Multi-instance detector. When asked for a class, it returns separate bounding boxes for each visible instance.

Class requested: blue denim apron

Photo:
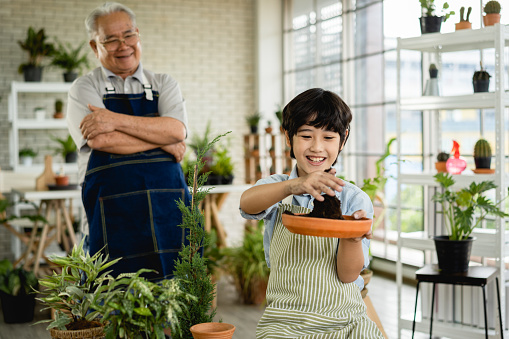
[82,77,190,281]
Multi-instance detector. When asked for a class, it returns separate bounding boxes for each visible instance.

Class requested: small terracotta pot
[190,322,235,339]
[455,21,472,30]
[265,127,273,134]
[483,14,501,26]
[55,175,69,186]
[435,162,447,173]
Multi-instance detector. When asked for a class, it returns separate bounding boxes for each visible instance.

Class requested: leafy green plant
[50,134,77,158]
[0,259,38,296]
[172,131,231,339]
[19,147,37,158]
[221,220,269,304]
[188,122,213,155]
[484,0,501,14]
[419,0,455,21]
[51,40,90,73]
[432,172,509,240]
[17,27,55,73]
[210,146,234,177]
[36,238,121,330]
[246,111,262,127]
[93,269,193,339]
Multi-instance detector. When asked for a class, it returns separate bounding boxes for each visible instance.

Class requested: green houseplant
[473,138,492,171]
[51,40,90,82]
[221,220,270,305]
[18,27,55,82]
[173,131,235,339]
[51,134,77,163]
[19,147,38,166]
[0,259,39,324]
[246,111,262,134]
[431,172,509,272]
[209,145,234,185]
[419,0,454,34]
[483,0,501,26]
[473,66,491,93]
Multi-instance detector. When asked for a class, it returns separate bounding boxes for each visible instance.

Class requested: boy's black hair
[282,88,352,160]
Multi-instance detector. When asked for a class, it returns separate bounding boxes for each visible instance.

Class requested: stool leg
[496,277,504,339]
[482,285,488,339]
[412,281,420,339]
[429,283,435,339]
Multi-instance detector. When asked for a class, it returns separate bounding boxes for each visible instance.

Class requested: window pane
[352,55,383,106]
[320,17,341,64]
[353,1,383,56]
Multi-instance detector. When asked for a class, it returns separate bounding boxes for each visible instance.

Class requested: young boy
[240,88,384,338]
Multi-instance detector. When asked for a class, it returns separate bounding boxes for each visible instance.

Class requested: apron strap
[282,195,293,205]
[101,68,154,101]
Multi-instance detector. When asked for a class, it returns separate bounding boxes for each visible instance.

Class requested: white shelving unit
[395,24,509,338]
[8,81,75,173]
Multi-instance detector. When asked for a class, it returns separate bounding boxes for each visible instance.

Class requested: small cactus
[55,99,63,112]
[484,0,501,14]
[473,139,492,158]
[437,151,450,162]
[429,64,438,78]
[460,6,472,22]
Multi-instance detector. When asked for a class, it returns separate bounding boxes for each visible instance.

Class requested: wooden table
[9,188,81,276]
[200,184,251,248]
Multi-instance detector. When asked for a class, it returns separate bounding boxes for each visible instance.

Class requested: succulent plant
[429,64,438,78]
[436,151,450,162]
[460,6,472,22]
[484,0,501,14]
[473,138,492,158]
[473,62,491,81]
[55,99,63,113]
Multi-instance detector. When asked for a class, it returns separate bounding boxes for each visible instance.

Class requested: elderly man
[67,2,190,280]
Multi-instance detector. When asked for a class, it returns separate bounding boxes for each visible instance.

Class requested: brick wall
[0,0,256,259]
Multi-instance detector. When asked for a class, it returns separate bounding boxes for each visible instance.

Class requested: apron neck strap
[101,68,154,101]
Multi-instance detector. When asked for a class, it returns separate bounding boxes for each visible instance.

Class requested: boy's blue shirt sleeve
[239,166,374,290]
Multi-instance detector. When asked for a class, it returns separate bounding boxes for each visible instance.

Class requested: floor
[0,270,435,339]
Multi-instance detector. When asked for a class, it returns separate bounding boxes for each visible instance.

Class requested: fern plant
[172,131,231,339]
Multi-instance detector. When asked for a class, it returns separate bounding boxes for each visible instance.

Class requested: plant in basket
[431,172,509,272]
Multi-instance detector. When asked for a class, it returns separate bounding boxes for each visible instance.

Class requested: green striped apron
[256,199,383,339]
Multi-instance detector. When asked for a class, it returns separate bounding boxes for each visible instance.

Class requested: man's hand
[161,141,186,162]
[80,104,119,139]
[286,168,345,201]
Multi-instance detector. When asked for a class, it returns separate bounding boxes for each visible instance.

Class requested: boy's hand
[287,168,345,201]
[344,209,373,242]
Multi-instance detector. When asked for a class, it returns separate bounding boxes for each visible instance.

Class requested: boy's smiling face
[287,124,345,177]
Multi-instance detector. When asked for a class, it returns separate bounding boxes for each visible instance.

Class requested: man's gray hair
[85,2,136,39]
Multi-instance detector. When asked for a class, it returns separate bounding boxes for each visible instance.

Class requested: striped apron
[256,200,383,338]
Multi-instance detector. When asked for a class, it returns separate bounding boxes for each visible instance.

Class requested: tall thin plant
[172,131,231,338]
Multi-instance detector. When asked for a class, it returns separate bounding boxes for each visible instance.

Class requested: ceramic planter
[435,161,447,173]
[433,235,475,273]
[23,66,43,82]
[455,21,472,30]
[0,290,36,323]
[190,322,235,339]
[65,151,78,163]
[474,157,491,170]
[473,79,490,93]
[282,213,372,238]
[63,72,78,83]
[483,14,501,26]
[420,16,443,34]
[55,175,70,186]
[20,156,34,167]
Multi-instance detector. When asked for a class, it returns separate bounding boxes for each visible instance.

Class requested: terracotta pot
[455,21,472,30]
[435,161,447,173]
[55,175,69,186]
[483,14,501,26]
[282,213,372,238]
[265,127,273,134]
[53,112,64,119]
[50,325,105,339]
[190,322,235,339]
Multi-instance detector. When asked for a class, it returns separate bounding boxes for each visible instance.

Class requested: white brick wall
[0,0,256,259]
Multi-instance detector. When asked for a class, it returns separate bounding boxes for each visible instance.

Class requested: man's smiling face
[90,11,141,79]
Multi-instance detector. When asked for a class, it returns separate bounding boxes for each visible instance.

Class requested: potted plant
[473,63,491,93]
[423,63,439,96]
[274,105,283,133]
[19,147,37,166]
[483,0,501,26]
[53,99,64,119]
[221,220,270,305]
[17,27,55,82]
[435,151,449,173]
[0,259,39,324]
[51,40,90,83]
[51,134,77,163]
[473,138,493,172]
[419,0,455,34]
[431,172,509,272]
[35,106,46,120]
[455,6,472,30]
[265,121,273,134]
[173,131,235,339]
[246,111,262,134]
[209,145,234,185]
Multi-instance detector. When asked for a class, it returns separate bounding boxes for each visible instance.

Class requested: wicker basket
[49,326,105,339]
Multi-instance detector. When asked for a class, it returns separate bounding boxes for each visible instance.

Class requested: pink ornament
[446,140,466,174]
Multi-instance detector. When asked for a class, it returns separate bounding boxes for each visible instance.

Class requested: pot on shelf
[433,235,475,273]
[420,16,443,34]
[23,66,43,82]
[483,13,501,26]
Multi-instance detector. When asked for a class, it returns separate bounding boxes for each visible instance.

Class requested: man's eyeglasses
[99,32,140,52]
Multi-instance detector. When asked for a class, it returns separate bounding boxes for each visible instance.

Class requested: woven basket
[49,326,105,339]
